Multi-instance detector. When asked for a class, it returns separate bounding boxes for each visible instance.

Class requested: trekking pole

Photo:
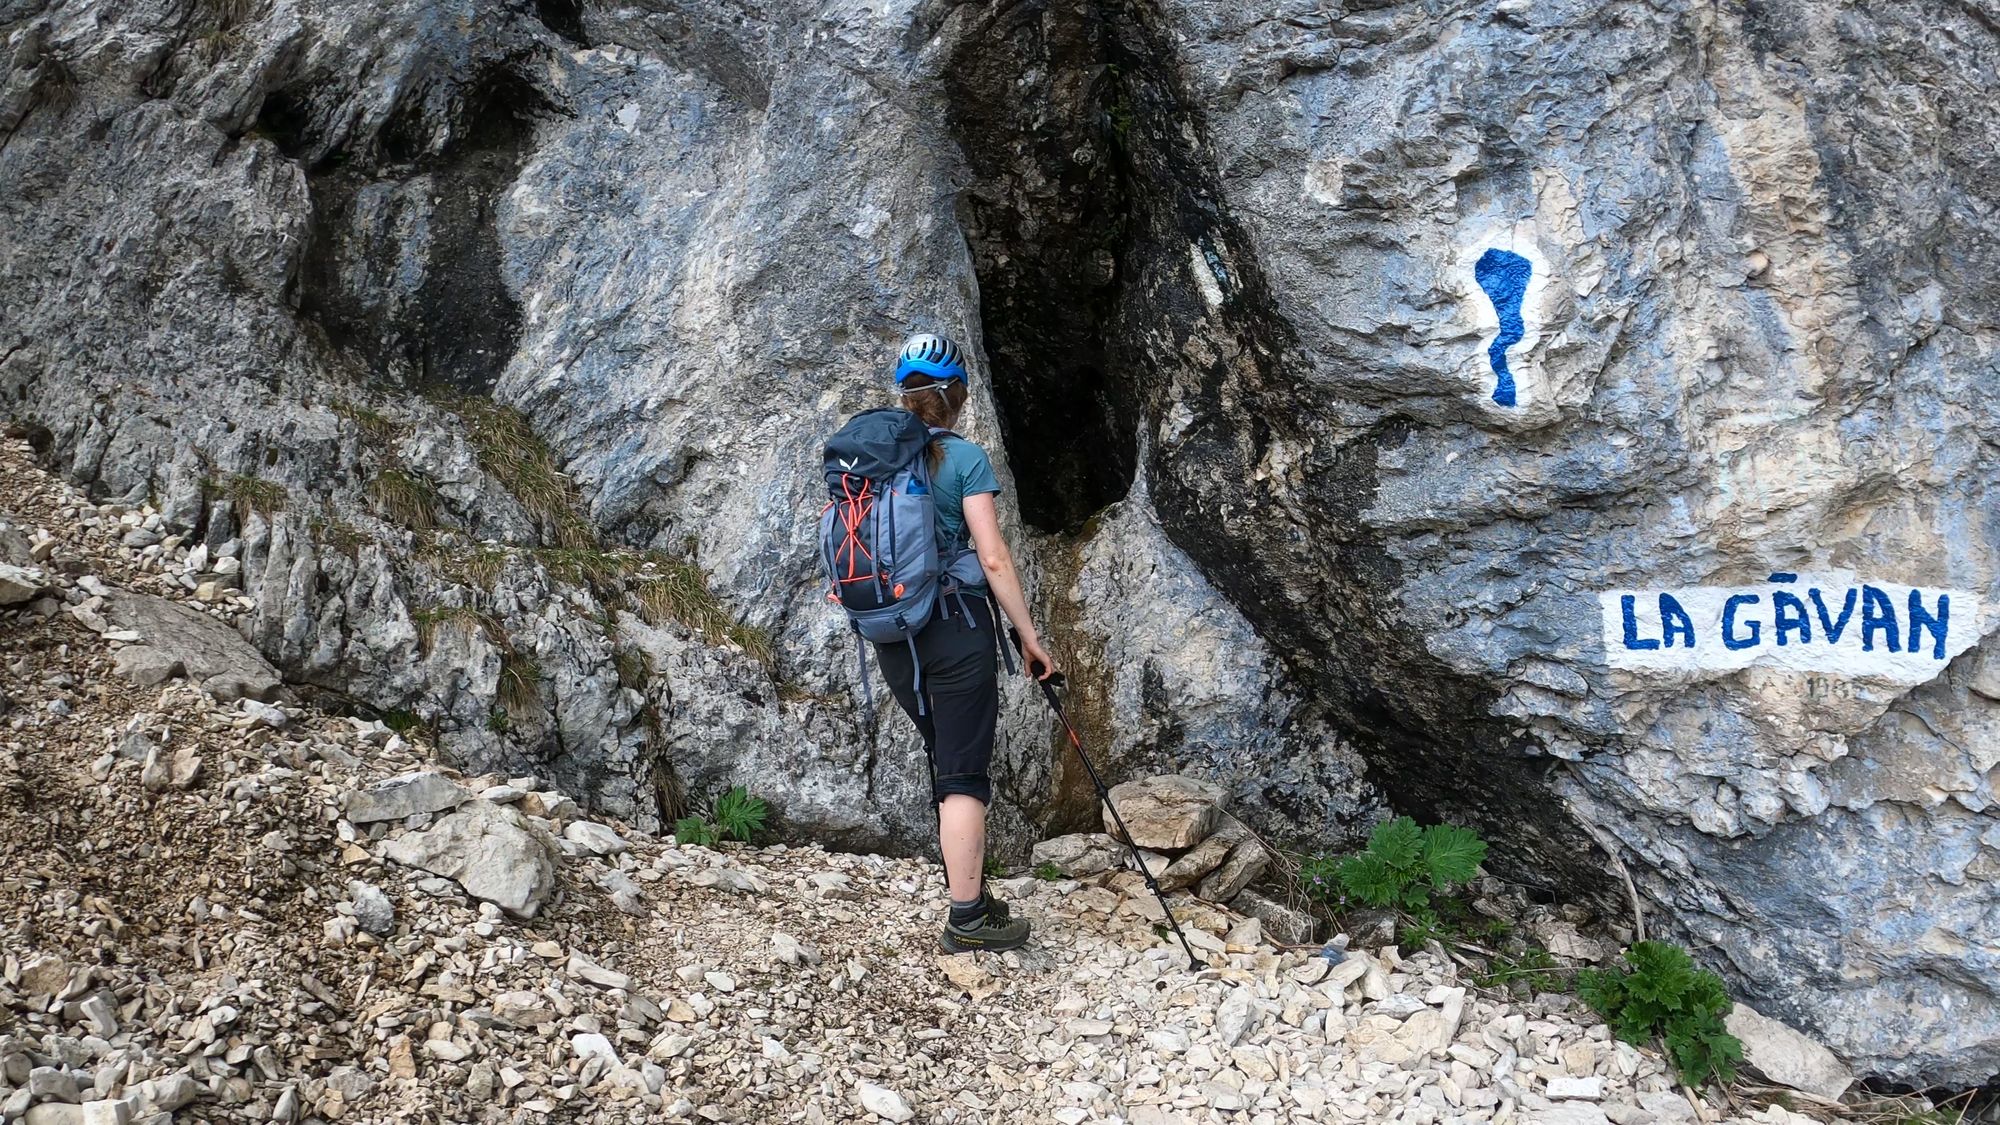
[1010,629,1206,971]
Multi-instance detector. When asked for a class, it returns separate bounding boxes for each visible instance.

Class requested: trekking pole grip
[1007,626,1065,688]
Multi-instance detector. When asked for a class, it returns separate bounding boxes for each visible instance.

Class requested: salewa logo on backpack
[817,408,955,720]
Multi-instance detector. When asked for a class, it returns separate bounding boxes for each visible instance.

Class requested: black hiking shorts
[873,592,999,805]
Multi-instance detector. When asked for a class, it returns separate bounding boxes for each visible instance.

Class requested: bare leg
[938,794,986,903]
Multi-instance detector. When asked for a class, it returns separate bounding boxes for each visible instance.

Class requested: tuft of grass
[453,397,593,548]
[613,647,652,692]
[498,651,540,716]
[368,468,439,530]
[533,547,628,596]
[1474,946,1572,995]
[416,536,510,589]
[410,605,497,654]
[632,559,773,669]
[983,856,1007,880]
[330,398,402,444]
[309,514,372,555]
[1034,861,1065,882]
[219,473,287,517]
[31,53,80,112]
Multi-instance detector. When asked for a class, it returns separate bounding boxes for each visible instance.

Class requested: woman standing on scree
[872,333,1058,955]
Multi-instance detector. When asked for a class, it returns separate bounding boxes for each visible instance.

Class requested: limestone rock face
[4,0,1998,1084]
[1102,0,2000,1084]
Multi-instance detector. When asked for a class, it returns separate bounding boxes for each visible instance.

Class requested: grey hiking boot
[939,895,1031,954]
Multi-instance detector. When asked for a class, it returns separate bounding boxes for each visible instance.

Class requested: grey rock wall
[5,0,1998,1085]
[1133,0,2000,1085]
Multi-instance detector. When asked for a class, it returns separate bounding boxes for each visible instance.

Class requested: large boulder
[1726,1003,1854,1102]
[0,563,45,606]
[344,771,470,825]
[98,592,281,702]
[1030,832,1129,878]
[380,801,559,917]
[1102,776,1224,851]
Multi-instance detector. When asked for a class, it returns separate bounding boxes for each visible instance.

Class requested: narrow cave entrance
[942,3,1140,535]
[942,0,1625,904]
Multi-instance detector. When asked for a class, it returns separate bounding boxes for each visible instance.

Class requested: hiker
[818,332,1057,954]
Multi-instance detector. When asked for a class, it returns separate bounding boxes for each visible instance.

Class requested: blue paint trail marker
[1474,248,1531,407]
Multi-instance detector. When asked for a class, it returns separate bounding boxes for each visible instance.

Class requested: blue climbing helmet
[894,333,968,386]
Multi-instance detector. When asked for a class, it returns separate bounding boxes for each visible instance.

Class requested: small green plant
[674,786,768,847]
[672,816,718,847]
[1321,816,1487,911]
[984,856,1007,880]
[1579,941,1742,1088]
[1034,861,1065,881]
[712,786,768,842]
[1297,851,1345,905]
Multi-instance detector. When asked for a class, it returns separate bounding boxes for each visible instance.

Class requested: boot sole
[938,927,1031,955]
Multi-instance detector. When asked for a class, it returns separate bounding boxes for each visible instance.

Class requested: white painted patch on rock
[1599,573,1981,684]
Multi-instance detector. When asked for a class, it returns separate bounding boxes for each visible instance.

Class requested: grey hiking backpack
[818,408,1003,717]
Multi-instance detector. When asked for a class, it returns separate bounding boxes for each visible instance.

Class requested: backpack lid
[824,408,931,482]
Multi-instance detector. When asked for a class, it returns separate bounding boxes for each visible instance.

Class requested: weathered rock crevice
[944,0,1612,898]
[283,68,545,395]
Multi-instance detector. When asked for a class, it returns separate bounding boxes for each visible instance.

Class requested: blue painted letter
[1475,248,1531,407]
[1621,595,1660,650]
[1722,594,1762,650]
[1659,594,1696,649]
[1907,590,1950,660]
[1809,587,1856,644]
[1771,591,1810,646]
[1860,585,1900,653]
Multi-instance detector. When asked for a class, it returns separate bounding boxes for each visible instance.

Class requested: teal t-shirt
[929,434,1000,593]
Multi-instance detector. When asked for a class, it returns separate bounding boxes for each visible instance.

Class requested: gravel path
[0,439,1813,1125]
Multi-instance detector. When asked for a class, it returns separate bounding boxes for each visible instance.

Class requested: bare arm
[962,492,1057,679]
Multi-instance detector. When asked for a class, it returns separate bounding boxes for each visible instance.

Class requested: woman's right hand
[1018,631,1058,681]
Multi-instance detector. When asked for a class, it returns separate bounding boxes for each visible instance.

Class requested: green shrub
[1579,941,1742,1087]
[672,816,718,847]
[983,856,1006,879]
[712,786,768,843]
[1320,816,1486,911]
[1033,861,1064,882]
